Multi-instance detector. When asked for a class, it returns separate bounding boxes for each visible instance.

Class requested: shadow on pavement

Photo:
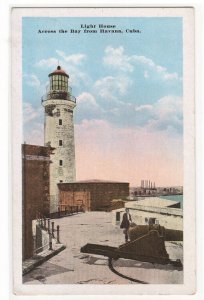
[23,261,74,284]
[83,255,183,271]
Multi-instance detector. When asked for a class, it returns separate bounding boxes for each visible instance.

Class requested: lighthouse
[42,66,76,213]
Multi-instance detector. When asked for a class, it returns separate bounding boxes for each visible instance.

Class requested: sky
[23,17,183,187]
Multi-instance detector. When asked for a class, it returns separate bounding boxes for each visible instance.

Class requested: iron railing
[34,213,61,255]
[41,89,76,103]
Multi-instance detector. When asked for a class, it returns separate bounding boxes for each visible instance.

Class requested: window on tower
[59,119,62,125]
[59,140,62,146]
[59,160,63,166]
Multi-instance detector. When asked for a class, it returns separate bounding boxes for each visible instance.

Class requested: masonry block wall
[43,99,76,213]
[123,209,183,230]
[22,144,52,260]
[58,181,129,211]
[42,66,77,214]
[35,225,50,254]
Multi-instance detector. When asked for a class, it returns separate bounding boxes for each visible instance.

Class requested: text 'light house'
[42,66,76,213]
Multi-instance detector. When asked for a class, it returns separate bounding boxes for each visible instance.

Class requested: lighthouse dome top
[49,65,69,78]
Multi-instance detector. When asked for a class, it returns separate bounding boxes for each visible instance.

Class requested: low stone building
[58,180,129,212]
[112,197,183,230]
[22,144,53,260]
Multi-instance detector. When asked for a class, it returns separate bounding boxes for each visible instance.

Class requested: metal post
[52,222,54,238]
[49,233,53,250]
[33,236,36,256]
[44,218,46,230]
[57,225,60,243]
[48,218,50,234]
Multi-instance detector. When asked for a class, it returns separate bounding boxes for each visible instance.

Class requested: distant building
[58,180,129,212]
[112,197,183,230]
[131,185,183,198]
[22,144,53,259]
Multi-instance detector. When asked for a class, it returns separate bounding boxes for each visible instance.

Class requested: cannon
[81,224,183,267]
[128,224,183,242]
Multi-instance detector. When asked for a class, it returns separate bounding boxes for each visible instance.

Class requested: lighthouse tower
[42,66,76,213]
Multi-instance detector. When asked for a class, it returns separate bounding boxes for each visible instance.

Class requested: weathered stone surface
[43,99,76,213]
[58,181,129,211]
[22,144,51,259]
[23,239,66,276]
[23,212,183,285]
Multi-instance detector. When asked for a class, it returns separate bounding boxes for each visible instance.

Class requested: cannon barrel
[81,224,183,266]
[129,225,183,241]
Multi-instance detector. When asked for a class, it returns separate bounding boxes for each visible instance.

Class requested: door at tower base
[59,190,91,212]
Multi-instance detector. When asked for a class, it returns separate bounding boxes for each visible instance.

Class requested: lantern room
[48,65,69,92]
[41,65,76,103]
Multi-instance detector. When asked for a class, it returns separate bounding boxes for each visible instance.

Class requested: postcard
[11,7,195,295]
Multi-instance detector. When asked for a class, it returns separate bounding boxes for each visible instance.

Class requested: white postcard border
[12,7,195,295]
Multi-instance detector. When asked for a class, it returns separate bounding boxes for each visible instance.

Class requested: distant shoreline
[132,193,183,198]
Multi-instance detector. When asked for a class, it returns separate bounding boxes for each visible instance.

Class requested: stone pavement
[23,241,66,275]
[23,212,183,284]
